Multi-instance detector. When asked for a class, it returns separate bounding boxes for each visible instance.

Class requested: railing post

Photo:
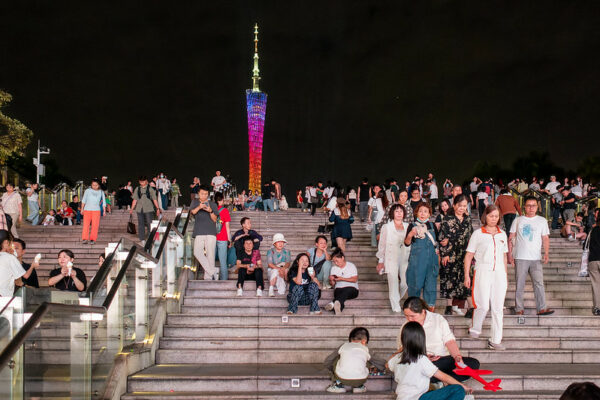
[135,267,148,343]
[70,321,91,400]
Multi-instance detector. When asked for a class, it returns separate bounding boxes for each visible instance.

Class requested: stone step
[126,363,600,393]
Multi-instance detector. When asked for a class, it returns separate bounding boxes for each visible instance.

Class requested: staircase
[123,209,600,400]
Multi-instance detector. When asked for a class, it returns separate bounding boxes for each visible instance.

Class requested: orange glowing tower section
[246,23,267,194]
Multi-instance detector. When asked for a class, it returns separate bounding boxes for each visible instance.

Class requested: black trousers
[137,211,154,241]
[237,268,264,290]
[333,287,359,310]
[431,355,480,383]
[310,203,317,216]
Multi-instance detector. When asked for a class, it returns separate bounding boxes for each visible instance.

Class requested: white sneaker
[333,300,342,315]
[236,288,243,296]
[452,306,465,316]
[268,286,275,297]
[256,288,263,297]
[325,302,334,311]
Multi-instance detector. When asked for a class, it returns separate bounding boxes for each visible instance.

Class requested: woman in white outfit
[376,204,410,312]
[464,204,508,351]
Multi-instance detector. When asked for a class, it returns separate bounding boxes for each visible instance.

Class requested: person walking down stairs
[81,179,105,245]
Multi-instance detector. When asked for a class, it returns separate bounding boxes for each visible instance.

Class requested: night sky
[1,1,599,198]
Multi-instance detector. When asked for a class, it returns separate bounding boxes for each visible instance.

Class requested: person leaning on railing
[48,249,87,292]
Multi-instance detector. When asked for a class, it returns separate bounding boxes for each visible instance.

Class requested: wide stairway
[124,209,600,399]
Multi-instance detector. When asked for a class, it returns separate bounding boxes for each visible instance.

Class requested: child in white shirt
[388,322,472,400]
[326,327,371,394]
[42,210,56,226]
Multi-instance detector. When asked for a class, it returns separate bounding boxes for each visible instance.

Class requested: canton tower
[246,23,267,195]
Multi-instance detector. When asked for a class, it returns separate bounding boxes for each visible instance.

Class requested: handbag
[127,215,137,235]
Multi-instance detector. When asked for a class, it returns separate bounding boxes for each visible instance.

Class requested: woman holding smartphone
[286,253,321,315]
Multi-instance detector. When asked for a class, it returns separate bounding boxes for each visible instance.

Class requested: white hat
[272,233,287,245]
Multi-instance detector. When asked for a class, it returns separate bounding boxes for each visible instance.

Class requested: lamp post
[33,140,50,184]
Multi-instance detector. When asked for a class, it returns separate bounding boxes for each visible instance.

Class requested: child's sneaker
[326,381,346,393]
[352,384,367,393]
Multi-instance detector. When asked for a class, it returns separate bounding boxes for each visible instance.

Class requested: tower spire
[252,23,261,92]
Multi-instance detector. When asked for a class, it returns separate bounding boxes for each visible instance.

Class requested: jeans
[263,199,274,212]
[27,200,40,225]
[216,241,229,280]
[419,384,465,400]
[194,235,217,279]
[316,260,332,286]
[359,201,368,221]
[246,201,257,210]
[333,287,358,311]
[137,211,154,241]
[160,193,168,210]
[551,205,561,229]
[75,210,82,224]
[406,233,439,308]
[287,282,320,313]
[503,213,517,234]
[431,355,480,383]
[227,247,238,268]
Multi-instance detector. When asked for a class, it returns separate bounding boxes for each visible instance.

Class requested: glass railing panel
[0,288,25,399]
[22,308,91,399]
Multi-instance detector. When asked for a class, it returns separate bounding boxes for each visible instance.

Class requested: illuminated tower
[246,23,267,194]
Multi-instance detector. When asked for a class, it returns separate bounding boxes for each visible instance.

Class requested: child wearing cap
[266,233,291,296]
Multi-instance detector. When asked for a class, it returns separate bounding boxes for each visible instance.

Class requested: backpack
[137,186,156,211]
[216,206,224,233]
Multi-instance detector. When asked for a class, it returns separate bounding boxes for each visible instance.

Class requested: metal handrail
[0,209,191,375]
[0,302,106,371]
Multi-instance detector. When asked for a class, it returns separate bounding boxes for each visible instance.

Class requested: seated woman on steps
[235,237,264,297]
[286,252,321,315]
[326,249,359,315]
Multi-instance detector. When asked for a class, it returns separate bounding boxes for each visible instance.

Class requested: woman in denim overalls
[404,202,439,310]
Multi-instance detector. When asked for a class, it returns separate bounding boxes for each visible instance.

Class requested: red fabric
[216,207,231,241]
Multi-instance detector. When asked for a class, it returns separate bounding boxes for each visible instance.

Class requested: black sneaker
[464,308,474,319]
[444,306,452,315]
[593,307,600,316]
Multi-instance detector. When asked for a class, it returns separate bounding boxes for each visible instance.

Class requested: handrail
[101,247,137,309]
[85,238,122,296]
[0,302,106,371]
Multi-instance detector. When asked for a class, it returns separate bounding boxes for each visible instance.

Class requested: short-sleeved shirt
[1,192,22,214]
[563,193,577,210]
[21,262,40,288]
[397,311,455,357]
[27,189,39,202]
[49,267,87,292]
[215,206,231,241]
[330,261,358,290]
[133,185,158,213]
[236,249,261,266]
[190,199,219,236]
[266,247,291,267]
[211,176,226,191]
[335,342,371,380]
[388,354,438,400]
[545,182,561,194]
[288,269,311,292]
[82,188,106,211]
[466,227,508,271]
[0,252,26,296]
[510,215,549,260]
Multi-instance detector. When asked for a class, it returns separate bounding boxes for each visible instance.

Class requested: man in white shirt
[0,237,26,297]
[543,175,561,195]
[427,179,439,210]
[398,297,480,383]
[156,173,171,210]
[508,196,554,316]
[211,171,227,193]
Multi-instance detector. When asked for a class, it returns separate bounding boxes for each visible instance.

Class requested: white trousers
[193,235,217,279]
[386,248,410,312]
[268,268,287,294]
[470,267,508,345]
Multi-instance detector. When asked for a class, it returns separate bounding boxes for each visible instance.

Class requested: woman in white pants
[376,204,410,312]
[464,205,508,351]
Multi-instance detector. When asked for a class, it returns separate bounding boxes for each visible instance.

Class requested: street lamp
[33,140,50,184]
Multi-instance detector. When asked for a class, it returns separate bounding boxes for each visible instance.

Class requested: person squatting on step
[306,235,333,289]
[286,253,321,314]
[404,202,439,311]
[266,233,291,296]
[464,205,508,351]
[235,237,264,297]
[229,217,263,269]
[388,321,473,400]
[398,297,480,384]
[190,185,219,280]
[326,249,359,315]
[508,196,554,316]
[325,327,372,394]
[376,203,410,312]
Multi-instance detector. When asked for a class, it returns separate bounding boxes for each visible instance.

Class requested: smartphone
[307,267,315,276]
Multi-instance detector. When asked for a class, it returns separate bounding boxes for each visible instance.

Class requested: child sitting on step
[325,327,371,394]
[387,322,472,400]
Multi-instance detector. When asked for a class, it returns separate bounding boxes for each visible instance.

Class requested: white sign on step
[291,378,300,388]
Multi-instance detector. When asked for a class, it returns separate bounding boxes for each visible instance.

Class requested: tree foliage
[0,90,33,164]
[578,156,600,183]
